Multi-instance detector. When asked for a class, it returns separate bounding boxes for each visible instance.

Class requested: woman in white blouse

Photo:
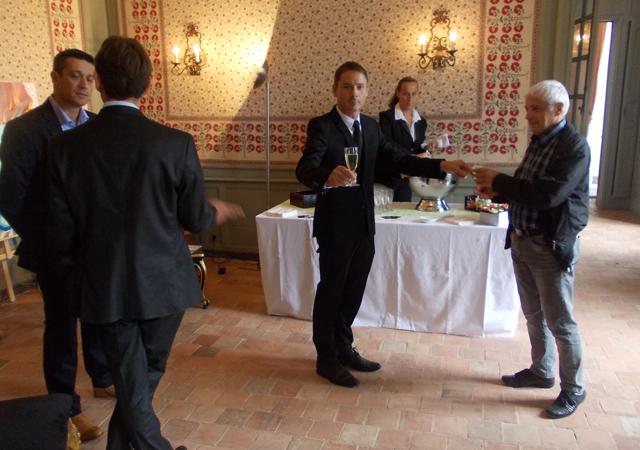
[377,76,430,201]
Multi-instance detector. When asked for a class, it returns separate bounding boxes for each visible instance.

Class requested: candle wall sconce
[171,23,206,75]
[417,8,457,70]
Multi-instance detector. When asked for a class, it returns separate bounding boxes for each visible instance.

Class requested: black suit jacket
[0,100,95,273]
[296,107,444,240]
[376,108,427,189]
[47,105,215,323]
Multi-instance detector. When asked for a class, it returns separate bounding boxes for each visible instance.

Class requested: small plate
[416,216,439,224]
[442,216,476,226]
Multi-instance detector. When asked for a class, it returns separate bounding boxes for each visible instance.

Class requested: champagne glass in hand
[344,146,359,186]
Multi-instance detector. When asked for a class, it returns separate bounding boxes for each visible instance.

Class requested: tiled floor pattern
[1,206,639,449]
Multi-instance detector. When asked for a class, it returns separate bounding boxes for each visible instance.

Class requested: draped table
[256,202,520,337]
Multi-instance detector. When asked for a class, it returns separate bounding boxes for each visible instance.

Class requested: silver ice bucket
[408,174,457,212]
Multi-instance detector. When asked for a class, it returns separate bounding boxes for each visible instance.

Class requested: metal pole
[265,76,271,209]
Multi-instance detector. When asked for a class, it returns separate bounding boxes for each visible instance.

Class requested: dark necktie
[353,120,362,150]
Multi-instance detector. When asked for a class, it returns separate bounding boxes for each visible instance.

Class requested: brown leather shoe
[70,413,104,442]
[93,385,116,398]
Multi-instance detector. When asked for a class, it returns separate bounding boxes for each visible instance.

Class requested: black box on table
[290,190,317,208]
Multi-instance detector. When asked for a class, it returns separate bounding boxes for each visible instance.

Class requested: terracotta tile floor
[1,206,639,449]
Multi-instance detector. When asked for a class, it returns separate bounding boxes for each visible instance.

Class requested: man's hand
[208,198,245,225]
[474,186,496,199]
[440,160,472,178]
[472,166,499,198]
[325,166,357,187]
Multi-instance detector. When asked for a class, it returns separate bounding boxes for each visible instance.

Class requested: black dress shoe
[316,362,359,387]
[545,390,586,419]
[338,348,381,372]
[175,446,187,450]
[502,369,555,388]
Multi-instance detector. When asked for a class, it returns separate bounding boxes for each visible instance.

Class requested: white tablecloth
[256,202,520,337]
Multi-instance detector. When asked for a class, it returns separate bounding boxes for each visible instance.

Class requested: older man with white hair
[474,80,590,419]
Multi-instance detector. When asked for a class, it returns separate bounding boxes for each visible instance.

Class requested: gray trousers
[510,234,584,393]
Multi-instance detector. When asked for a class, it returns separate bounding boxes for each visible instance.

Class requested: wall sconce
[171,23,206,75]
[417,8,457,70]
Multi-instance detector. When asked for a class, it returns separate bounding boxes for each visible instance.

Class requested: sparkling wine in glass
[344,146,359,186]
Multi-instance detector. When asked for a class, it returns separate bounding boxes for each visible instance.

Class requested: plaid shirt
[510,119,566,232]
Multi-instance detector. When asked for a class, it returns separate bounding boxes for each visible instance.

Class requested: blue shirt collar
[48,96,90,131]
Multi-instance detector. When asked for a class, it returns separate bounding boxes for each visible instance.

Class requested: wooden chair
[0,231,17,303]
[188,245,209,308]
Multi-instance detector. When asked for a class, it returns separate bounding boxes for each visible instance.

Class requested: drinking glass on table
[344,146,359,186]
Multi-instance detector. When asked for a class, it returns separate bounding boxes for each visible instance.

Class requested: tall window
[567,0,595,133]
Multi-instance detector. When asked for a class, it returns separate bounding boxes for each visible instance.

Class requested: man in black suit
[0,49,113,441]
[296,61,470,387]
[46,36,244,450]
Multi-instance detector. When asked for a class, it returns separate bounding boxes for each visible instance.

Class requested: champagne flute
[344,146,359,186]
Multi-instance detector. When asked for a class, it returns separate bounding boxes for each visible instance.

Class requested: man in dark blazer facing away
[0,49,113,441]
[296,61,471,388]
[46,36,244,450]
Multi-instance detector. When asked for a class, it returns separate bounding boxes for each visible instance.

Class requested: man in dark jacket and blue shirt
[474,80,589,419]
[0,49,113,441]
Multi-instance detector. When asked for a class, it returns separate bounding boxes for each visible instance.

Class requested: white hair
[527,80,570,116]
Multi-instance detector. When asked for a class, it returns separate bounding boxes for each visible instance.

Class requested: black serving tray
[290,190,317,208]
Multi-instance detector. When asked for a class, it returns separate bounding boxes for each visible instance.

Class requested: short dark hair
[95,36,151,100]
[52,49,94,73]
[388,76,418,108]
[334,61,368,87]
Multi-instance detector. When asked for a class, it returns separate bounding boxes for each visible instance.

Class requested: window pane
[569,62,578,95]
[573,98,584,129]
[578,59,588,95]
[585,0,594,15]
[567,101,575,123]
[582,21,591,55]
[572,23,582,57]
[573,0,583,21]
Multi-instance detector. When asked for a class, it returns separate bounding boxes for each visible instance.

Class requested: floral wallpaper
[121,0,537,164]
[0,0,85,105]
[162,0,280,119]
[232,0,484,119]
[49,0,85,53]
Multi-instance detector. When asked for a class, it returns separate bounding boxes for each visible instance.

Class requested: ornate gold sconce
[171,23,206,75]
[417,8,457,70]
